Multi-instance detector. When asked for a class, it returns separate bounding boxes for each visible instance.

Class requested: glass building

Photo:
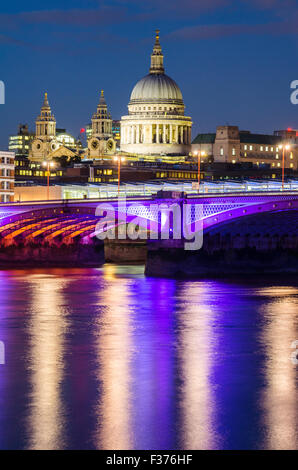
[8,124,34,156]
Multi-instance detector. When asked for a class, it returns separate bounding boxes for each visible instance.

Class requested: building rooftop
[192,133,216,144]
[239,132,281,145]
[192,131,283,146]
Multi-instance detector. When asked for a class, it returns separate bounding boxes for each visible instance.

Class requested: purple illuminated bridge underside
[0,192,298,244]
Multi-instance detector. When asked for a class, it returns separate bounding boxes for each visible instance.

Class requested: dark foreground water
[0,265,297,450]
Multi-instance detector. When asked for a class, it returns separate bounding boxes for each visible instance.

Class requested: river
[0,265,297,450]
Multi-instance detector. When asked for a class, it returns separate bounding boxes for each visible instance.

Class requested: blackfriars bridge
[1,191,298,275]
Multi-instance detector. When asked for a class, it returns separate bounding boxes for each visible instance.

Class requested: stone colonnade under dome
[121,122,191,146]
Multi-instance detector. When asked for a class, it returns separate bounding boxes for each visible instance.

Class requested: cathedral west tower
[30,93,60,161]
[88,90,116,158]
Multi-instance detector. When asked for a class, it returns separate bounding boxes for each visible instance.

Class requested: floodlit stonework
[87,90,116,159]
[120,30,192,156]
[29,93,60,162]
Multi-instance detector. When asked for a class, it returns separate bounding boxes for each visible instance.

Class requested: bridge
[1,192,298,274]
[0,192,298,242]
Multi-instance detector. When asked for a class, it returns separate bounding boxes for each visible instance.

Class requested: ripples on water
[0,265,297,450]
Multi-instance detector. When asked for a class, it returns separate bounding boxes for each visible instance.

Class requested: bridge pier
[0,238,104,268]
[104,239,147,263]
[145,232,298,278]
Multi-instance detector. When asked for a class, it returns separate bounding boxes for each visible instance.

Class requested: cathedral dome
[120,30,192,157]
[129,73,183,105]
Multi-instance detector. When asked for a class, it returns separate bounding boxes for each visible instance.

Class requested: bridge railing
[0,195,155,209]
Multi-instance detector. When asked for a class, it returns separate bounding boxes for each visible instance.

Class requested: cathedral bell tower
[88,90,116,158]
[30,93,60,162]
[35,92,56,139]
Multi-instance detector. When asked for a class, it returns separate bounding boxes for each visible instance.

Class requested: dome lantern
[149,29,164,74]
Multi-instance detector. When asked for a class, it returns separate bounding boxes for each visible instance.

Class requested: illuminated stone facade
[121,31,192,156]
[29,93,60,162]
[192,126,298,170]
[88,90,116,159]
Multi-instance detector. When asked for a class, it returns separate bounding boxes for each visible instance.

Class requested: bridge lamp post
[278,144,290,191]
[42,161,55,201]
[114,156,125,194]
[194,150,206,193]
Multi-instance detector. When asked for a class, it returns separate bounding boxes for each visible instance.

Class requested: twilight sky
[0,0,297,148]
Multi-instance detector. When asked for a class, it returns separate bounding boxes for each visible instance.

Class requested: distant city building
[87,90,116,159]
[120,30,192,157]
[56,129,76,148]
[192,126,298,170]
[112,120,121,149]
[274,128,298,140]
[0,151,15,202]
[86,124,92,140]
[8,124,34,156]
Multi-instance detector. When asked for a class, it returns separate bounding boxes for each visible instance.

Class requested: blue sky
[0,0,297,147]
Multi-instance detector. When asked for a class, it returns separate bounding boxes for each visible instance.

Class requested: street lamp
[278,144,290,190]
[42,160,55,200]
[114,156,125,194]
[194,150,206,193]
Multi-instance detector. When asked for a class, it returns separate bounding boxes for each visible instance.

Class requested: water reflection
[259,287,298,450]
[176,283,217,450]
[94,264,134,449]
[130,278,177,450]
[25,274,69,450]
[0,267,297,450]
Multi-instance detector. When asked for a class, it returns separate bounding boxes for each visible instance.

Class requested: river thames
[0,265,297,450]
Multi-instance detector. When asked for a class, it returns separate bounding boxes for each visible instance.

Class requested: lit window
[220,147,224,156]
[277,163,280,167]
[271,147,274,152]
[276,155,279,159]
[244,145,247,150]
[249,145,253,150]
[232,147,236,155]
[265,146,268,151]
[290,163,293,168]
[260,146,263,151]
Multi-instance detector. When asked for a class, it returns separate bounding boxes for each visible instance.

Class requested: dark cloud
[0,34,27,46]
[111,0,229,12]
[0,0,297,52]
[244,0,297,10]
[167,18,298,41]
[0,6,127,28]
[0,0,296,32]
